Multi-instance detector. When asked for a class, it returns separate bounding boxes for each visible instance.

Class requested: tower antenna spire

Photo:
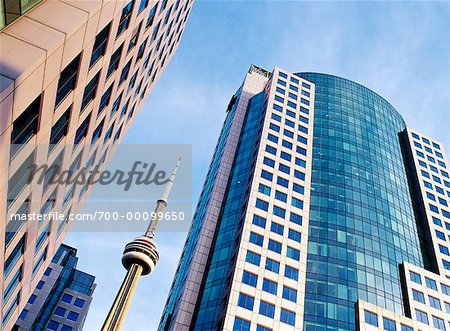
[102,158,181,331]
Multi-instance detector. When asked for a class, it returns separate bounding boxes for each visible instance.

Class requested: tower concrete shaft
[102,159,181,331]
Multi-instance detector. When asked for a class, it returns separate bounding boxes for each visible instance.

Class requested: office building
[160,66,450,330]
[0,0,193,329]
[14,244,96,331]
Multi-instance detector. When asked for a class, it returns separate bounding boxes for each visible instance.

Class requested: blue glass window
[259,301,275,318]
[246,251,261,266]
[261,170,273,181]
[287,246,300,261]
[265,258,280,273]
[253,215,266,228]
[270,222,284,235]
[274,190,287,203]
[262,279,277,295]
[365,310,378,326]
[258,184,271,196]
[277,177,289,188]
[415,310,428,324]
[273,206,286,218]
[61,293,73,304]
[290,213,302,225]
[280,309,295,326]
[410,271,422,284]
[249,232,264,246]
[237,293,254,311]
[383,317,396,331]
[55,307,66,317]
[268,239,282,254]
[285,265,299,280]
[256,199,269,211]
[425,277,438,290]
[282,286,297,302]
[233,317,250,331]
[288,229,301,242]
[242,271,258,287]
[412,289,425,303]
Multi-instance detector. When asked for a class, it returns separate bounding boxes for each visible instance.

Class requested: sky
[65,1,450,330]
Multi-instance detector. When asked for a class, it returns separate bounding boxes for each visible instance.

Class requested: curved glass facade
[297,73,424,331]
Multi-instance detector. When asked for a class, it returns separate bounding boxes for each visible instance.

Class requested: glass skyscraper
[160,65,450,331]
[13,244,96,331]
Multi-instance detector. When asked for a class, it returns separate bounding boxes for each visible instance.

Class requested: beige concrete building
[0,0,193,329]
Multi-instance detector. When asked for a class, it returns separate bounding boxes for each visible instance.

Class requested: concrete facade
[0,1,193,329]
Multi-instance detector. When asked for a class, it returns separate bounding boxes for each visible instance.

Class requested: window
[365,310,378,326]
[99,84,113,115]
[273,206,285,218]
[286,246,300,261]
[429,295,441,310]
[237,293,254,311]
[119,60,132,85]
[293,183,304,194]
[151,21,161,41]
[107,45,123,78]
[233,317,250,331]
[270,222,284,235]
[246,251,260,266]
[67,311,79,322]
[56,54,81,107]
[11,94,41,153]
[265,258,279,273]
[4,236,25,278]
[415,310,428,324]
[81,72,100,110]
[432,316,445,330]
[256,199,269,211]
[61,326,73,331]
[263,157,275,168]
[91,119,104,145]
[44,268,52,276]
[36,280,44,290]
[277,177,289,188]
[138,0,149,13]
[274,191,287,203]
[242,271,257,287]
[412,289,425,303]
[284,265,298,280]
[383,317,396,331]
[291,197,303,209]
[50,107,71,145]
[128,22,142,52]
[252,215,266,228]
[249,232,264,246]
[111,93,123,117]
[146,4,158,27]
[268,239,282,254]
[55,307,66,317]
[137,37,148,60]
[282,286,297,302]
[409,270,422,284]
[258,184,271,196]
[288,229,301,242]
[48,320,59,331]
[19,309,28,320]
[262,278,277,295]
[401,325,413,331]
[259,301,275,318]
[256,325,271,331]
[290,212,302,225]
[74,114,91,144]
[280,309,295,326]
[61,293,73,304]
[90,23,111,67]
[117,1,134,37]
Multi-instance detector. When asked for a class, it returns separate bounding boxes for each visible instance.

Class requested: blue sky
[66,1,450,330]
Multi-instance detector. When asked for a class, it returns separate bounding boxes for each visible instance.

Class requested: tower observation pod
[102,158,181,331]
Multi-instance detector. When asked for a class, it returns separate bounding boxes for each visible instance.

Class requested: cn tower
[102,158,181,331]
